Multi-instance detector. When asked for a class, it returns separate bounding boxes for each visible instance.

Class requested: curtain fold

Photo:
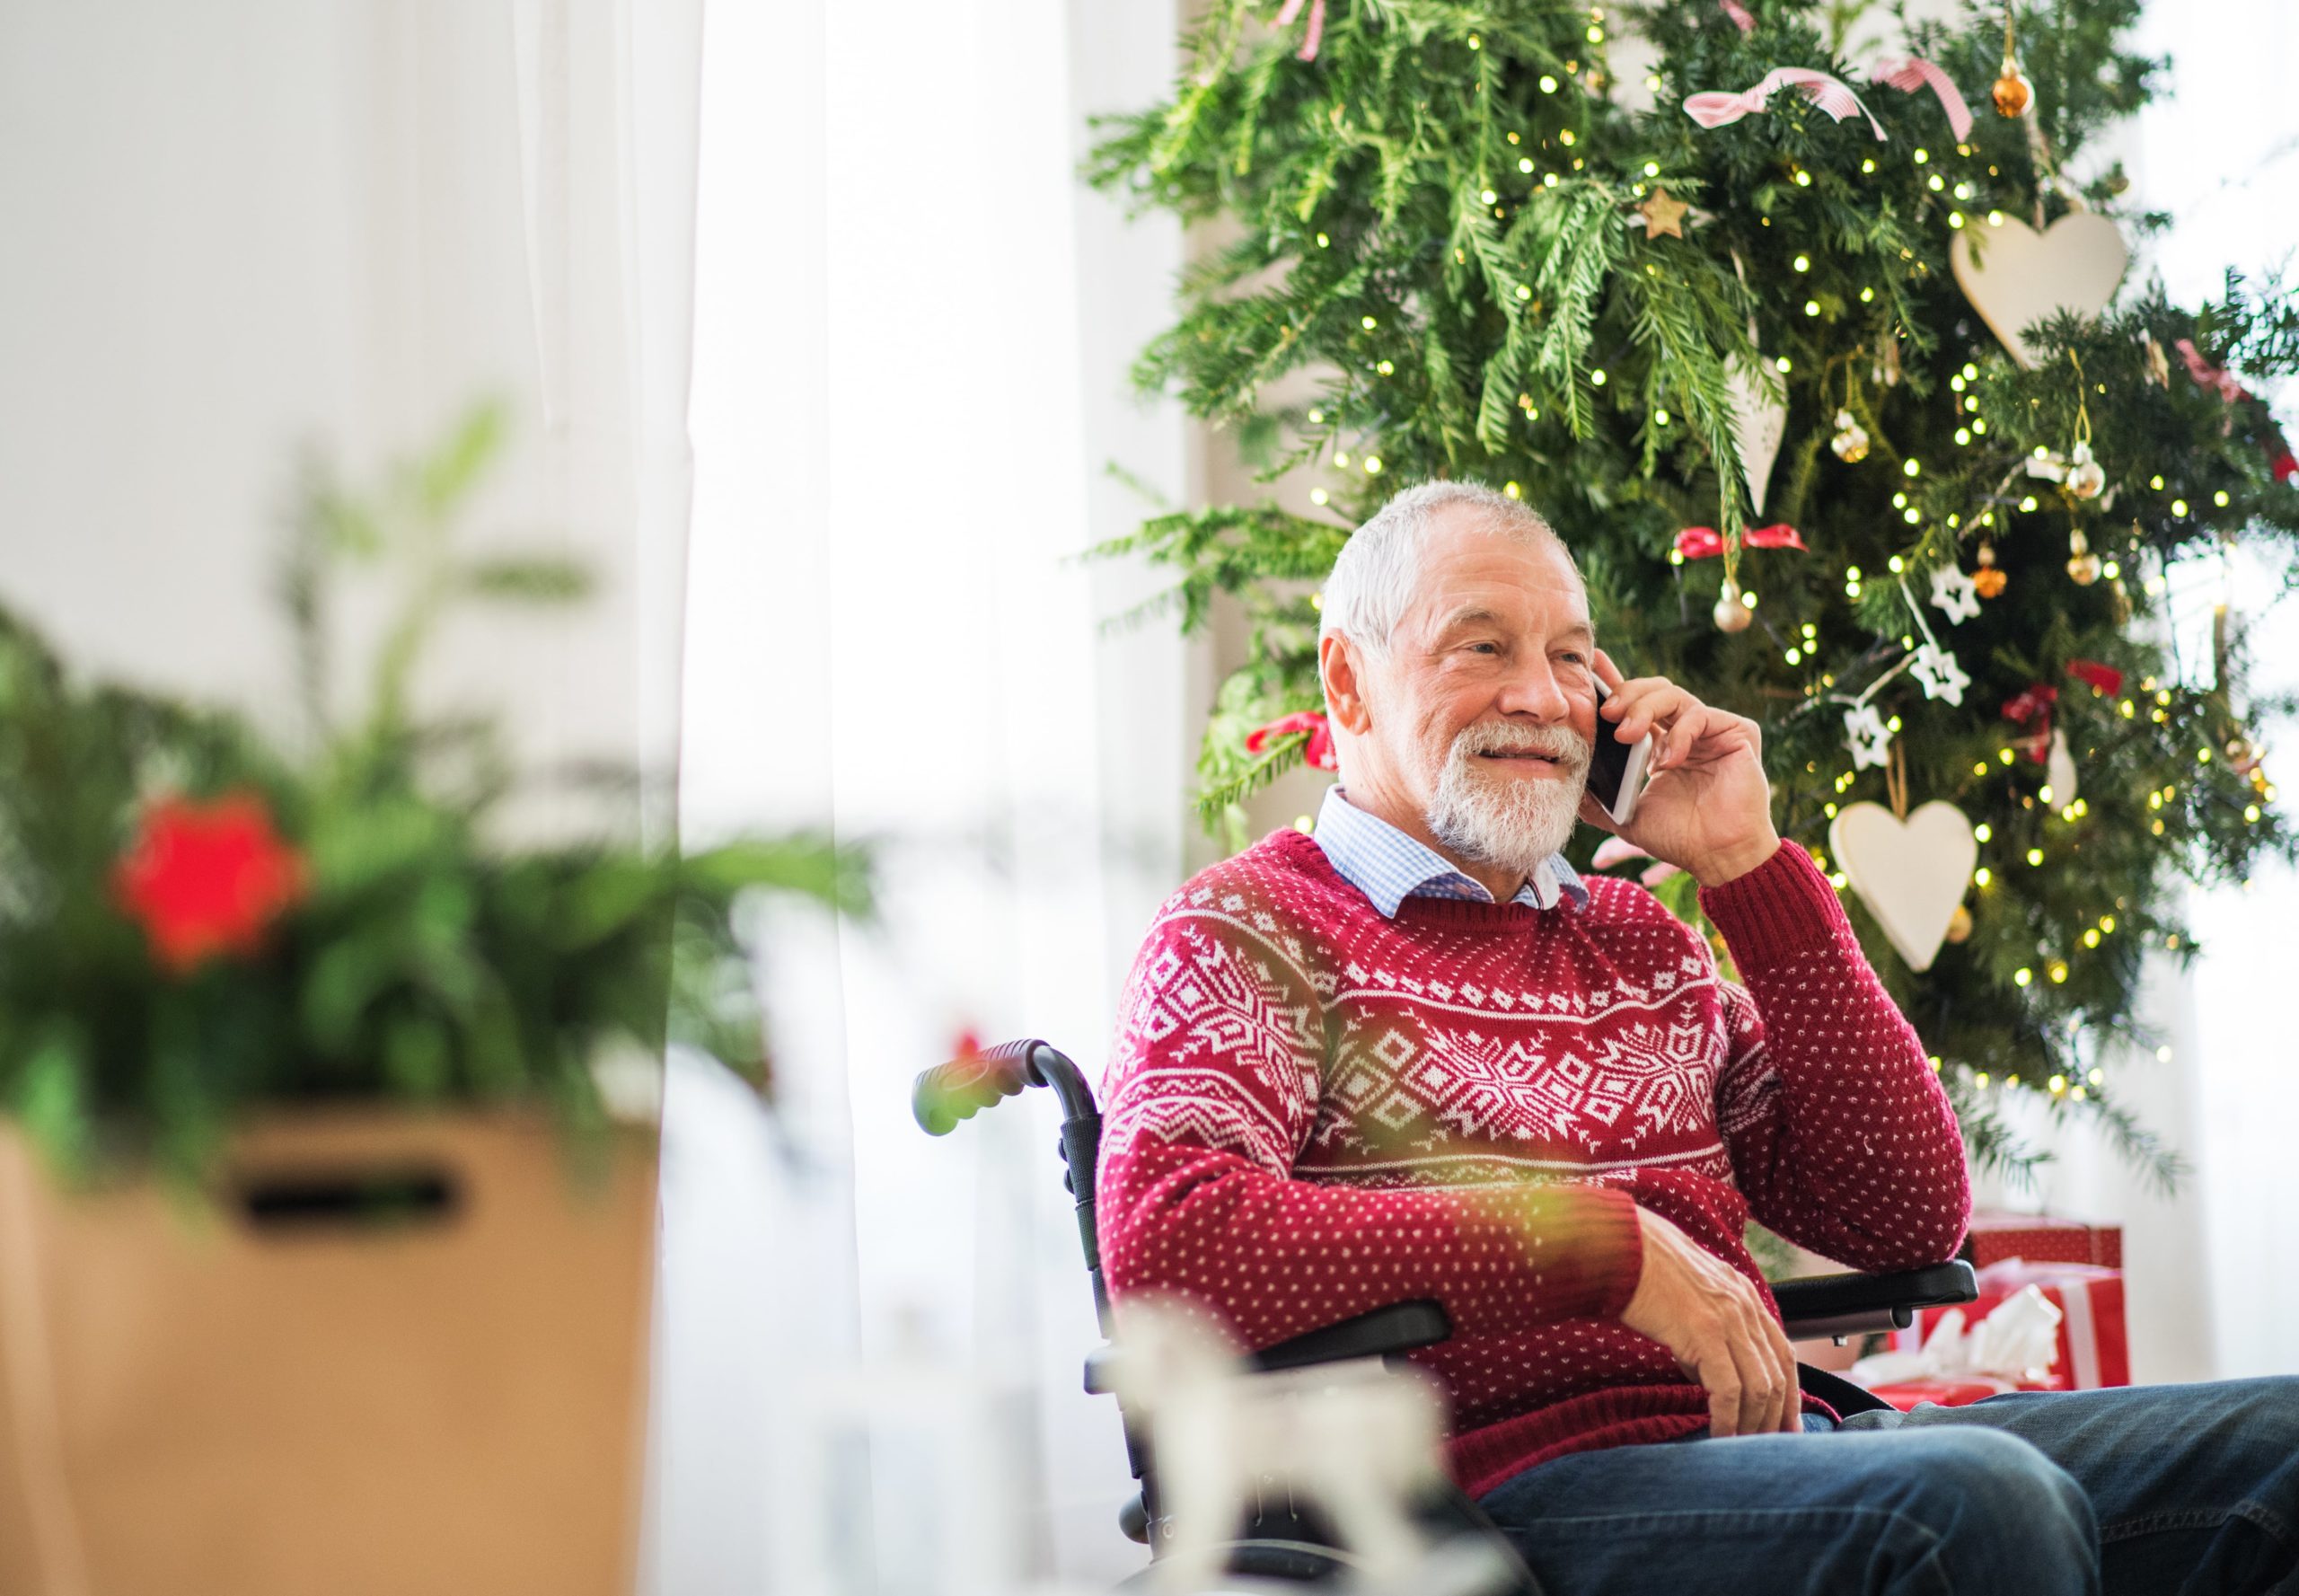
[0,0,695,816]
[672,0,1190,1583]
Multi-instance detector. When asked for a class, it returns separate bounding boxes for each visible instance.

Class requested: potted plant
[0,403,864,1596]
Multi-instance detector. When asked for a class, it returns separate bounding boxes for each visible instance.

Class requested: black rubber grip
[912,1038,1044,1134]
[1772,1259,1977,1328]
[1248,1299,1454,1372]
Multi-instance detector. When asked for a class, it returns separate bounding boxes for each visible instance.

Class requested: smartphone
[1588,676,1655,826]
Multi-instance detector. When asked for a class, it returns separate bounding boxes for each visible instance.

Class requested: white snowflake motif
[1929,562,1981,624]
[1844,702,1893,771]
[1909,641,1970,706]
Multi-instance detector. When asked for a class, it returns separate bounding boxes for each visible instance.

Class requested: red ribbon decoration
[2001,661,2123,763]
[2001,683,2060,763]
[1674,523,1807,561]
[1274,0,1326,59]
[1246,710,1338,772]
[2066,658,2125,698]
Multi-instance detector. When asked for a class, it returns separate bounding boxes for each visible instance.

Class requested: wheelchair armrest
[1775,1260,1978,1341]
[1250,1300,1454,1373]
[1083,1299,1453,1396]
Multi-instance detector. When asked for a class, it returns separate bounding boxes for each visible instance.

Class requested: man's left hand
[1579,648,1780,888]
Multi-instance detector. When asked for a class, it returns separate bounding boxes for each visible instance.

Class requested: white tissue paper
[1849,1283,2064,1389]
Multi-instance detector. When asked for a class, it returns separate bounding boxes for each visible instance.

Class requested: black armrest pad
[1773,1261,1977,1329]
[1248,1300,1454,1372]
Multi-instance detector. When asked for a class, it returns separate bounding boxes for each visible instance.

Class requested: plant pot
[0,1108,658,1596]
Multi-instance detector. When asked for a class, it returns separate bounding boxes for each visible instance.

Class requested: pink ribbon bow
[1683,66,1887,141]
[1719,0,1756,31]
[1869,56,1973,141]
[1674,523,1808,560]
[2174,338,2251,404]
[1274,0,1326,60]
[1246,710,1338,772]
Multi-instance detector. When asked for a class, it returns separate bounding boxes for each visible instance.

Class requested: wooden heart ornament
[1828,800,1977,973]
[1951,212,2127,369]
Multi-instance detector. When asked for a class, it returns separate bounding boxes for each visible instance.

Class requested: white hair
[1317,481,1577,662]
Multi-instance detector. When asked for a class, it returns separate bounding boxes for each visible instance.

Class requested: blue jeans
[1475,1378,2299,1595]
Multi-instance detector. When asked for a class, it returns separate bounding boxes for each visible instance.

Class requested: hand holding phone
[1588,675,1655,826]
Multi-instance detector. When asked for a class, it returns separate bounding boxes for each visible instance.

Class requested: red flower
[113,792,307,974]
[1245,710,1338,772]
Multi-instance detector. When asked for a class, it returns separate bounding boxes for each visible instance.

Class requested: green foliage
[1089,0,2299,1186]
[0,402,870,1184]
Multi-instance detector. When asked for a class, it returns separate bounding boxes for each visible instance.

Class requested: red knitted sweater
[1095,825,1969,1497]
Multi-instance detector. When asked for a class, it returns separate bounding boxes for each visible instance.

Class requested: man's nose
[1494,657,1575,720]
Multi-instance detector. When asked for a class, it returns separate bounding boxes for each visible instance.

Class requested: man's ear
[1320,632,1372,735]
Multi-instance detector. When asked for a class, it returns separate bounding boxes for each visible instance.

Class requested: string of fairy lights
[1252,5,2285,1117]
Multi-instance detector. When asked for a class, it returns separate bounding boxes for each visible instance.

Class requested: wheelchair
[913,1036,1980,1589]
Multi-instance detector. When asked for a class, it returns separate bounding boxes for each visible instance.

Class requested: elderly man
[1096,481,2299,1594]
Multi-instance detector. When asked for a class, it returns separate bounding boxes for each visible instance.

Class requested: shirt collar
[1309,785,1590,919]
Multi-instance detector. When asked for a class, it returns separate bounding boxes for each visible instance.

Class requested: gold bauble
[2066,527,2099,584]
[1830,409,1871,463]
[1945,904,1974,944]
[1713,580,1755,633]
[1992,62,2033,118]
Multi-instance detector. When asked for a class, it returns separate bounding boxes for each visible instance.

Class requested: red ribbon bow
[2001,684,2060,763]
[1246,710,1338,772]
[1673,523,1807,560]
[2001,661,2122,763]
[2066,658,2125,698]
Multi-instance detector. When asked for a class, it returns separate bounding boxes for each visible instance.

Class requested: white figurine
[1105,1296,1513,1596]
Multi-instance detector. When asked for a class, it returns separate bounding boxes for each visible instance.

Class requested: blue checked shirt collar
[1309,784,1589,918]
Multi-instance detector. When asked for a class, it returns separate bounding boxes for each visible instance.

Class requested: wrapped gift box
[1961,1209,2122,1269]
[1865,1376,2051,1411]
[1889,1258,2129,1391]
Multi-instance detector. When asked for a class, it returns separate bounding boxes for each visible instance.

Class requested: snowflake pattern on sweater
[1095,825,1970,1495]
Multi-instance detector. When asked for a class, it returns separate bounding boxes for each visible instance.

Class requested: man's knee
[1883,1429,2098,1560]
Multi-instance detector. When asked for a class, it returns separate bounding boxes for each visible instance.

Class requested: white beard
[1423,720,1592,876]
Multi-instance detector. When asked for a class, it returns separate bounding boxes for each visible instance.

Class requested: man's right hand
[1620,1205,1803,1437]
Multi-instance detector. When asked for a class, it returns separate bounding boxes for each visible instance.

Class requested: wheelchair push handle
[912,1037,1044,1134]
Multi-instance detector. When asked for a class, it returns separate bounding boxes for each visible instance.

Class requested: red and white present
[1889,1258,2129,1392]
[1863,1375,2050,1411]
[1961,1209,2123,1269]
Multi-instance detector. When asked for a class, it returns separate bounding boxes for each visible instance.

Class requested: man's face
[1352,516,1599,873]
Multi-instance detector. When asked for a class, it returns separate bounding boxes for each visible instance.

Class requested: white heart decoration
[1727,360,1787,516]
[1951,212,2128,370]
[1828,800,1977,973]
[2046,727,2079,807]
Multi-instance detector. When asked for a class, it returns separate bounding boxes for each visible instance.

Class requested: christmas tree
[1087,0,2299,1184]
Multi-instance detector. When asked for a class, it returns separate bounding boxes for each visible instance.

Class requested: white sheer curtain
[0,2,699,807]
[1964,0,2299,1386]
[0,0,721,1580]
[667,0,1188,1589]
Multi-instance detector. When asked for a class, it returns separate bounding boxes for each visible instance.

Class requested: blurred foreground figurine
[1109,1297,1513,1596]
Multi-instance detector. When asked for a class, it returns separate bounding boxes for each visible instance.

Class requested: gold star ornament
[1638,187,1688,240]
